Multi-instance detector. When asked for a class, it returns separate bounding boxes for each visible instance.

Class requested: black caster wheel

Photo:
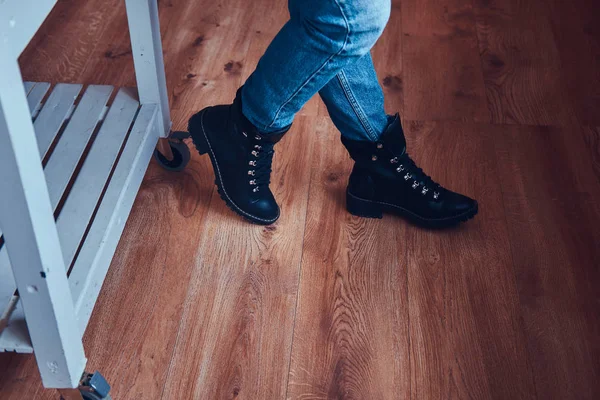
[80,391,112,400]
[154,139,191,172]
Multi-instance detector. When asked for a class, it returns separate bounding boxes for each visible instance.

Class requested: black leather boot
[188,89,289,225]
[342,115,478,228]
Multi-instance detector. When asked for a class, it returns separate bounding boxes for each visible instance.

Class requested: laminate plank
[78,10,135,89]
[583,126,600,185]
[492,125,600,399]
[163,0,256,130]
[18,0,122,83]
[0,353,42,400]
[1,0,599,398]
[473,0,577,125]
[372,0,404,115]
[160,116,314,400]
[546,0,600,125]
[286,118,411,399]
[401,0,489,122]
[403,121,536,400]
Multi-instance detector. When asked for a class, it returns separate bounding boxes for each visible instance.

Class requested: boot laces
[248,138,275,192]
[390,152,443,200]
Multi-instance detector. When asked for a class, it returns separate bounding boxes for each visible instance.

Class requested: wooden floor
[1,0,599,398]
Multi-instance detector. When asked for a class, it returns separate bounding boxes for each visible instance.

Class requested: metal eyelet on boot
[249,179,256,185]
[255,135,262,140]
[252,150,259,157]
[433,191,440,200]
[404,173,412,181]
[377,143,383,149]
[253,187,260,192]
[412,181,420,189]
[422,187,429,195]
[249,161,256,166]
[396,164,404,172]
[372,155,378,161]
[255,145,262,150]
[248,170,255,176]
[390,157,398,164]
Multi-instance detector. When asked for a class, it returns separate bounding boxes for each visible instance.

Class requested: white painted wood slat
[56,87,140,268]
[26,82,51,119]
[0,83,78,240]
[35,83,83,159]
[23,81,36,96]
[71,105,158,333]
[44,85,114,207]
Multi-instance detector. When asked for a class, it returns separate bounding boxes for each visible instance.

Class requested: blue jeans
[241,0,392,141]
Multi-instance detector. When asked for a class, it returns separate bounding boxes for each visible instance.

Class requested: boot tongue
[380,114,406,156]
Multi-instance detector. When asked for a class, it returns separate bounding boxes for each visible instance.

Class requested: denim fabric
[241,0,391,141]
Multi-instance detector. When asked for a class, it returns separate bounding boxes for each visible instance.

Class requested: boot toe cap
[247,198,280,224]
[445,193,478,216]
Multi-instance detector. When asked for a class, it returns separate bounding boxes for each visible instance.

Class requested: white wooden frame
[0,0,171,391]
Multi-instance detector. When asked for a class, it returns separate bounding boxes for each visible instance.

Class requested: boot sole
[346,190,478,228]
[188,109,280,225]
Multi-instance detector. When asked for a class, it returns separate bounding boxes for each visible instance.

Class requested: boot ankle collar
[233,86,290,144]
[341,113,406,162]
[379,113,406,156]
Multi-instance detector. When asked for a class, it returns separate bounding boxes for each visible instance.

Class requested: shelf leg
[0,53,86,388]
[125,0,172,138]
[58,389,84,400]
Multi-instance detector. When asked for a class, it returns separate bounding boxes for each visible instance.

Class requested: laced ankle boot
[188,89,289,225]
[342,114,478,228]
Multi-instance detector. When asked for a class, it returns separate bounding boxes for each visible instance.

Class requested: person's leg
[188,0,391,225]
[319,54,479,227]
[241,0,391,133]
[318,53,389,142]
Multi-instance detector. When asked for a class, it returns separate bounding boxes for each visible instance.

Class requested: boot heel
[188,112,209,155]
[346,191,383,219]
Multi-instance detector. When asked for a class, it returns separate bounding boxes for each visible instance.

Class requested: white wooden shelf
[0,82,160,353]
[0,0,173,393]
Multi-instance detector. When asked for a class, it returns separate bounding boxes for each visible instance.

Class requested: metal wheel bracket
[82,371,111,398]
[156,138,174,161]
